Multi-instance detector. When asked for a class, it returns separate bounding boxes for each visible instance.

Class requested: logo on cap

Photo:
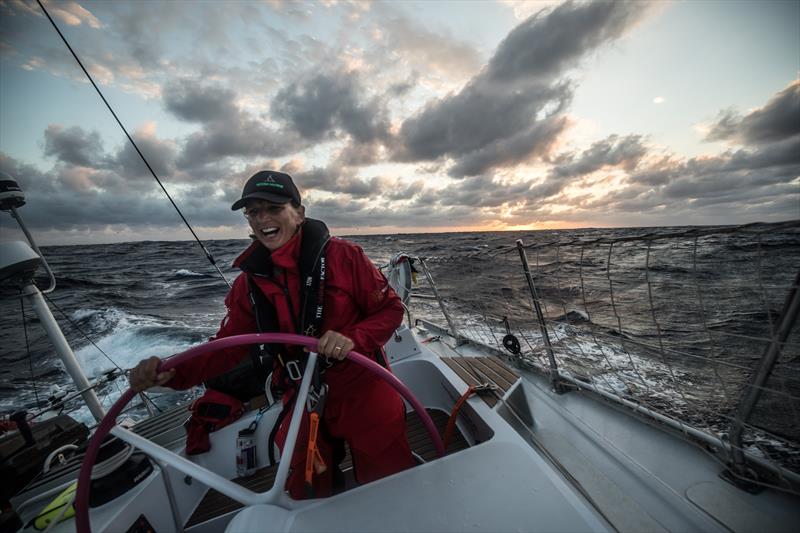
[256,174,284,189]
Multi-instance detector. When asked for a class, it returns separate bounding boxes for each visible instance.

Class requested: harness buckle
[306,383,328,414]
[286,360,302,381]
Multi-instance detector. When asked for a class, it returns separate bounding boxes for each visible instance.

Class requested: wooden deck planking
[441,356,520,408]
[184,408,466,529]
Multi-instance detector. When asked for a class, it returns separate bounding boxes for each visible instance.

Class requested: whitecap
[174,269,205,277]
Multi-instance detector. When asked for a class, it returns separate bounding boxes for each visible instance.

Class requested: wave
[170,269,213,279]
[551,309,590,323]
[56,276,117,289]
[12,367,63,382]
[72,315,213,378]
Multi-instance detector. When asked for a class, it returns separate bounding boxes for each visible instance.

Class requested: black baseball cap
[231,170,302,210]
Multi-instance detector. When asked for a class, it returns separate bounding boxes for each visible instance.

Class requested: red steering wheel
[75,333,444,533]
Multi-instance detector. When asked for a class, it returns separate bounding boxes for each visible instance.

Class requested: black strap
[246,274,284,364]
[297,218,330,339]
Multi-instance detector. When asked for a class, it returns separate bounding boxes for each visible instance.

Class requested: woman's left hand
[316,330,355,360]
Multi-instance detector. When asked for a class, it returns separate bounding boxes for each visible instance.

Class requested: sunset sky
[1,0,798,245]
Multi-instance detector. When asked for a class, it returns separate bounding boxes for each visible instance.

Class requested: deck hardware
[501,316,522,355]
[515,240,567,393]
[417,257,464,344]
[285,360,302,381]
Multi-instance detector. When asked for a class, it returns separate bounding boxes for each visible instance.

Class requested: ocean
[1,224,799,470]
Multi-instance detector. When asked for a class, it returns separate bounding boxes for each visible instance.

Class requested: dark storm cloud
[387,74,419,97]
[552,135,647,177]
[113,133,178,179]
[396,1,651,177]
[385,179,425,201]
[294,166,340,191]
[271,70,391,144]
[163,80,306,168]
[435,175,535,209]
[706,80,800,145]
[0,151,51,194]
[177,121,302,169]
[486,0,648,82]
[293,166,394,200]
[614,137,799,219]
[336,142,383,167]
[43,125,105,168]
[41,124,179,182]
[448,115,569,178]
[518,134,649,201]
[629,135,800,191]
[0,151,190,230]
[163,81,239,123]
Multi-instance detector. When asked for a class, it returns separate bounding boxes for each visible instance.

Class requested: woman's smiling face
[244,200,305,251]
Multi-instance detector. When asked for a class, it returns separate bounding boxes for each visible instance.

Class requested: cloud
[552,134,647,177]
[371,11,482,79]
[706,80,800,145]
[163,81,239,123]
[498,0,559,21]
[112,126,178,179]
[41,122,180,183]
[177,122,302,169]
[448,115,569,178]
[47,1,102,29]
[620,112,800,216]
[435,174,534,209]
[0,151,158,229]
[271,69,391,144]
[486,1,647,82]
[43,125,105,168]
[396,1,651,177]
[163,80,306,168]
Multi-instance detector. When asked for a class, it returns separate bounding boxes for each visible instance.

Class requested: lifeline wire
[35,0,231,289]
[20,293,42,409]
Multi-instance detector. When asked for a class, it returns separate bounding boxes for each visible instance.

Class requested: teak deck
[441,356,520,407]
[184,408,466,528]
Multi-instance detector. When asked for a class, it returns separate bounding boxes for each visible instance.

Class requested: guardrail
[403,220,800,495]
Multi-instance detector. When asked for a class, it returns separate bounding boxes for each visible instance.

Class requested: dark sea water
[1,224,799,471]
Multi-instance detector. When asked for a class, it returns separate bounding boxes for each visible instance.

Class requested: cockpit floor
[185,407,467,528]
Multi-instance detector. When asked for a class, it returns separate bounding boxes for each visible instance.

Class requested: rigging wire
[35,0,231,289]
[20,292,42,409]
[43,294,123,373]
[43,294,163,414]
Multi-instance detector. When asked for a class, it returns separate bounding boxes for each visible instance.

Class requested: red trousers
[274,373,414,499]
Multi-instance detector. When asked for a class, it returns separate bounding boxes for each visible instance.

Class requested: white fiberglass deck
[229,439,608,532]
[419,322,800,533]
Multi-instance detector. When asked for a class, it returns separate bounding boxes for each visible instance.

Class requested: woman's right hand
[129,356,176,392]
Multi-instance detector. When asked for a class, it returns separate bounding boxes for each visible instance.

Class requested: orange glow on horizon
[332,219,595,235]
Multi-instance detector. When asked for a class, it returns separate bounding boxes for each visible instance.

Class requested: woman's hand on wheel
[315,331,354,361]
[129,356,175,392]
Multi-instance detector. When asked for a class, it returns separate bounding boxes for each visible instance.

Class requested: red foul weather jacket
[168,228,404,389]
[167,227,414,497]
